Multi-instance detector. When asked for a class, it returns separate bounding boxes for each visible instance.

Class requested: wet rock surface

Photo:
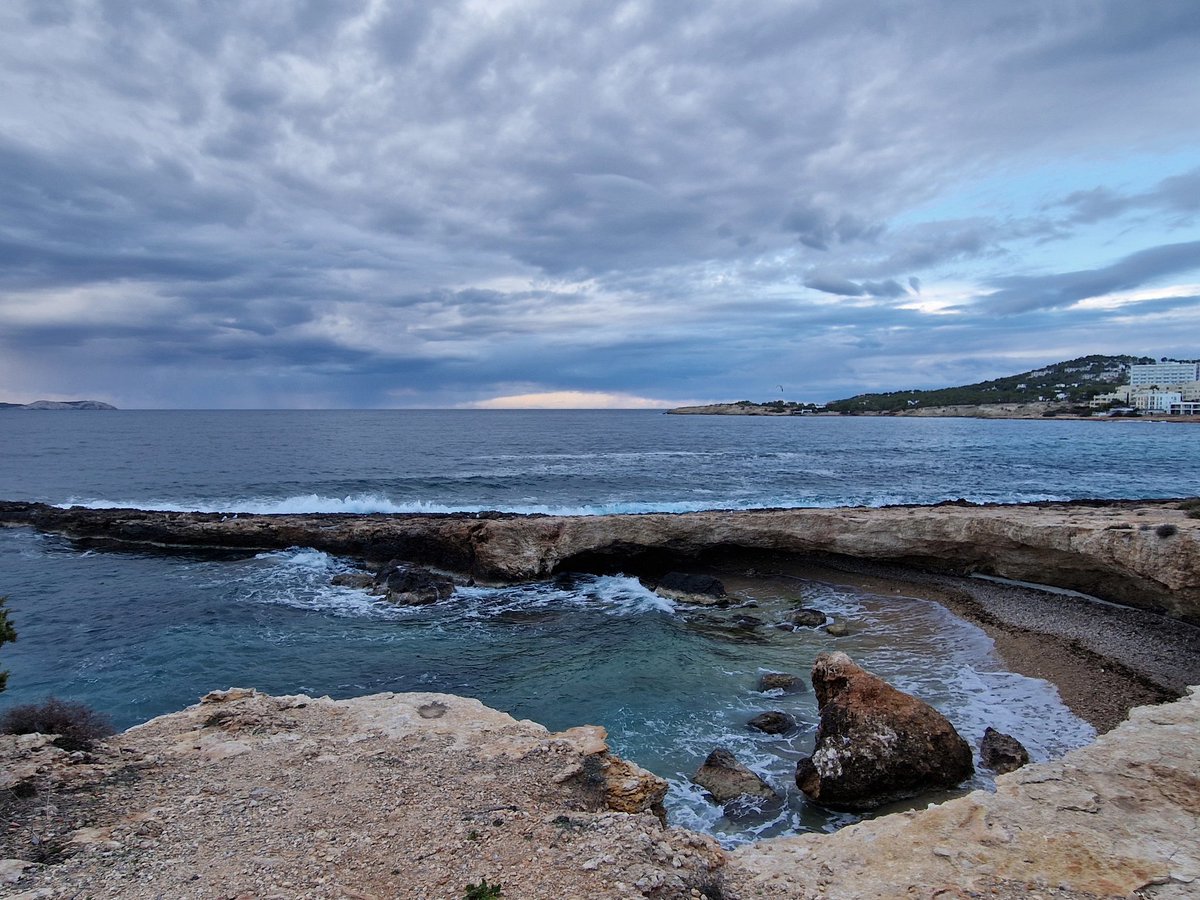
[980,726,1031,774]
[652,572,728,605]
[693,747,779,804]
[757,672,804,694]
[796,652,974,811]
[746,711,796,735]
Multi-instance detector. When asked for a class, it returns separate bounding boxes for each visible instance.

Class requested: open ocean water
[1,410,1196,843]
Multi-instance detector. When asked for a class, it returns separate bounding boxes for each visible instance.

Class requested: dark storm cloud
[1,1,1199,406]
[981,241,1200,315]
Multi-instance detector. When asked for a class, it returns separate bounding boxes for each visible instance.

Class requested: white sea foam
[57,489,1072,516]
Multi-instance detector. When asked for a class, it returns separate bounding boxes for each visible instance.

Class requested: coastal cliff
[4,686,1197,898]
[2,498,1198,621]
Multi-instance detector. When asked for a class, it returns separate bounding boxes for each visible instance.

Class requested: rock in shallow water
[747,711,796,734]
[795,651,973,811]
[374,564,455,605]
[652,572,727,604]
[790,607,826,628]
[694,747,778,804]
[980,726,1030,774]
[758,672,805,693]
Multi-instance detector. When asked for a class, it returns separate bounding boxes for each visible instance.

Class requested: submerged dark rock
[747,711,796,734]
[331,572,375,589]
[758,672,804,694]
[796,651,973,811]
[980,726,1030,774]
[374,564,455,605]
[652,572,727,604]
[790,608,826,627]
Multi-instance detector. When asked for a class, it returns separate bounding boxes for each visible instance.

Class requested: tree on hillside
[0,597,15,693]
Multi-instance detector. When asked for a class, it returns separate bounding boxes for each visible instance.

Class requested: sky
[1,0,1198,409]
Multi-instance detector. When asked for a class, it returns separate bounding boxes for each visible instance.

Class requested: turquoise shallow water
[0,528,1094,845]
[4,409,1175,842]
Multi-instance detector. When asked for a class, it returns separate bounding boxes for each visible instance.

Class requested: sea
[2,410,1196,844]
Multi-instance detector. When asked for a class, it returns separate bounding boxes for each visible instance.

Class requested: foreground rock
[730,688,1200,898]
[758,672,804,693]
[796,652,974,811]
[0,690,720,900]
[4,687,1199,899]
[980,726,1031,774]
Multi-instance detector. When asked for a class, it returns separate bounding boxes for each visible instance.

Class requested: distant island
[0,400,117,410]
[669,354,1200,418]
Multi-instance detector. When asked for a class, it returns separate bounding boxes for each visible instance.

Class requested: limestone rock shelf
[2,498,1197,620]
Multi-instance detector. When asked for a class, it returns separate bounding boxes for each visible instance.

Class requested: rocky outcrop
[4,687,1200,898]
[1,690,718,899]
[980,726,1030,774]
[1,498,1198,620]
[693,747,778,804]
[730,687,1200,898]
[796,652,974,811]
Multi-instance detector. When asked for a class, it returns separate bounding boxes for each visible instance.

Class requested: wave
[55,490,1072,516]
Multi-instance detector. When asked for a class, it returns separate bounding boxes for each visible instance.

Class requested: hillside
[823,354,1153,413]
[0,400,117,410]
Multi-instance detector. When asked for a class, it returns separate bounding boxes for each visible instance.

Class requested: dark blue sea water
[1,410,1192,842]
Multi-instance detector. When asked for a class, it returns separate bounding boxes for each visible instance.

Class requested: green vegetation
[464,879,504,899]
[824,354,1153,413]
[1180,499,1200,520]
[0,697,115,750]
[0,597,14,692]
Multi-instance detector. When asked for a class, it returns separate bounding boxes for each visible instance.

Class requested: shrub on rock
[795,652,973,811]
[0,697,115,751]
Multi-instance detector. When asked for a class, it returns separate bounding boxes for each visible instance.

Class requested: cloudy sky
[2,0,1198,408]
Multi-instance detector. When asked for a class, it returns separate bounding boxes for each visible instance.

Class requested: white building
[1129,361,1200,388]
[1133,391,1182,412]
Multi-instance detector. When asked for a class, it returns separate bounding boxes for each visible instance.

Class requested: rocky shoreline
[2,498,1199,897]
[2,497,1198,620]
[3,683,1196,899]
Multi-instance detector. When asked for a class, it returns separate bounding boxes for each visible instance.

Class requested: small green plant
[1180,498,1200,519]
[1156,523,1178,538]
[0,596,16,693]
[466,829,479,841]
[463,878,503,899]
[0,697,115,751]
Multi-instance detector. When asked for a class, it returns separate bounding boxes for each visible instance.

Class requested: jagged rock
[747,711,796,734]
[374,564,455,605]
[824,621,850,636]
[652,572,727,605]
[331,572,375,589]
[599,756,669,820]
[693,747,778,804]
[758,672,804,694]
[790,607,826,627]
[796,652,974,811]
[980,726,1030,774]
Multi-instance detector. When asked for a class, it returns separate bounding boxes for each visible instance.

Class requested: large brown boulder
[795,652,973,811]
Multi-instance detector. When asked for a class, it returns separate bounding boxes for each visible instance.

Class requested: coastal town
[669,355,1200,418]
